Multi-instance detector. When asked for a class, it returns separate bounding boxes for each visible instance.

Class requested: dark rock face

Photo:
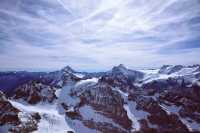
[83,120,128,133]
[99,65,143,93]
[67,83,132,131]
[159,85,200,126]
[9,116,39,133]
[0,91,40,133]
[138,119,157,133]
[159,65,184,74]
[66,111,82,120]
[99,74,136,92]
[0,91,20,126]
[59,82,133,132]
[81,84,132,129]
[1,64,200,133]
[111,64,144,81]
[67,131,74,133]
[131,96,189,133]
[129,80,200,132]
[142,77,186,93]
[31,112,41,121]
[61,72,81,86]
[13,81,57,104]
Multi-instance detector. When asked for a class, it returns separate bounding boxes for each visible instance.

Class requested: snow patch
[140,66,200,84]
[128,101,150,120]
[180,117,200,132]
[159,104,181,114]
[58,82,80,114]
[9,100,74,133]
[138,69,160,74]
[124,104,140,131]
[74,73,85,78]
[68,119,101,133]
[79,105,121,127]
[159,104,171,115]
[75,77,98,87]
[112,87,129,102]
[159,103,200,131]
[55,89,61,98]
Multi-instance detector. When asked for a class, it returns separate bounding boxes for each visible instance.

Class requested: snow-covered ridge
[9,100,74,133]
[1,64,200,133]
[138,65,200,84]
[75,77,98,87]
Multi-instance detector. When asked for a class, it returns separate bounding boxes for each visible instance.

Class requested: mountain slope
[0,64,200,133]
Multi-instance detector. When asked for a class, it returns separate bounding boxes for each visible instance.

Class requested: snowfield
[123,104,140,131]
[1,64,200,132]
[112,87,141,131]
[139,66,200,85]
[75,77,98,87]
[9,100,74,133]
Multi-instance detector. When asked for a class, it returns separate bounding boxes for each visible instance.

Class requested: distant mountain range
[0,64,200,133]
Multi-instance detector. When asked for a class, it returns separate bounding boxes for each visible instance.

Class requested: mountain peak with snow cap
[61,65,75,73]
[111,64,144,80]
[1,64,200,132]
[118,64,126,68]
[159,65,184,74]
[112,64,127,73]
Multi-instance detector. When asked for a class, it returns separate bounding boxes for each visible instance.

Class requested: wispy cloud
[0,0,200,71]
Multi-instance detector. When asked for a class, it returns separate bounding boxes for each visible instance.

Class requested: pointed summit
[110,64,144,79]
[118,64,126,69]
[112,64,128,75]
[61,65,75,73]
[112,64,127,70]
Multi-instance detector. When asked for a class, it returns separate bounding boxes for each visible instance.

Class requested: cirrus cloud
[0,0,200,71]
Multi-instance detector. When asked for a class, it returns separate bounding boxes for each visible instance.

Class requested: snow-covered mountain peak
[111,64,144,79]
[159,65,199,75]
[1,64,200,133]
[159,65,184,74]
[112,64,127,73]
[139,65,200,86]
[61,65,75,73]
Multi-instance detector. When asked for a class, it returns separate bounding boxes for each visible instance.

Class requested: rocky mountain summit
[0,64,200,133]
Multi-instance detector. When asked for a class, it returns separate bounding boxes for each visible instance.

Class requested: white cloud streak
[0,0,200,71]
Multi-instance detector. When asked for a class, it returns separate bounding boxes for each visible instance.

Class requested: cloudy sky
[0,0,200,71]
